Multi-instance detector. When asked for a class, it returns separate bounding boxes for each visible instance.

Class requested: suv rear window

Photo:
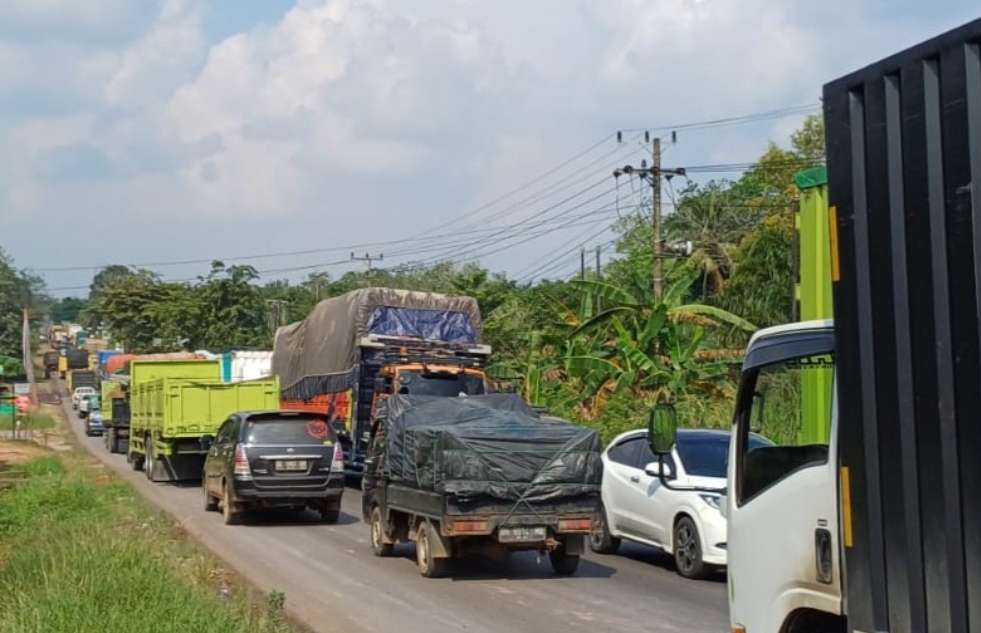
[244,417,334,445]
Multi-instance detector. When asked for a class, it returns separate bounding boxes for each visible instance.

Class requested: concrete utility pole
[21,308,38,405]
[613,135,686,299]
[351,252,383,270]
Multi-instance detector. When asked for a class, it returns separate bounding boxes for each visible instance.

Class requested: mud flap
[562,534,585,555]
[150,454,206,483]
[426,520,452,559]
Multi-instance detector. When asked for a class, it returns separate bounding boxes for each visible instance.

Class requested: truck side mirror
[649,403,678,455]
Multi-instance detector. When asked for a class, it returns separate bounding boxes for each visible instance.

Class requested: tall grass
[0,454,296,633]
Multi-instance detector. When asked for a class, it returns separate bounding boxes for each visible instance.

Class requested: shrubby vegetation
[7,116,824,442]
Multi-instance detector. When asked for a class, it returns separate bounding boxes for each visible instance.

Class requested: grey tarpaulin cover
[380,394,602,503]
[272,288,483,400]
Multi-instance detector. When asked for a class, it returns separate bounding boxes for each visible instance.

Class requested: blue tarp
[366,307,476,344]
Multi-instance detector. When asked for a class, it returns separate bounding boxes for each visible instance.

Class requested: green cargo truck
[124,359,222,473]
[129,375,279,482]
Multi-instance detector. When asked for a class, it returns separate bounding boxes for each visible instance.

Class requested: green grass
[0,453,299,633]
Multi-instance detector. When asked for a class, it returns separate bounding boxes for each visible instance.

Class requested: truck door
[726,330,841,633]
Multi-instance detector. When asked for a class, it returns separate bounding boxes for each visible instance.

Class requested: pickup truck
[362,394,602,577]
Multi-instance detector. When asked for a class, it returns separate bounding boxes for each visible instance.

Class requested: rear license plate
[498,526,547,543]
[274,460,307,472]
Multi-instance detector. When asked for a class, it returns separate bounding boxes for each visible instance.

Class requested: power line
[617,103,819,134]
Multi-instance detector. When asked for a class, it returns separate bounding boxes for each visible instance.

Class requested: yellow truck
[128,369,279,482]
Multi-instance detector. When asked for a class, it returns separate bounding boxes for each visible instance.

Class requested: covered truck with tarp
[273,288,492,474]
[362,394,601,577]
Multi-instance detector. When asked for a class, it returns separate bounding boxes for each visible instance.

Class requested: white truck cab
[725,320,843,633]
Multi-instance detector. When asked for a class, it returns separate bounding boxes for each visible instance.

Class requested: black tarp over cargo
[272,288,483,401]
[377,395,602,504]
[824,18,981,633]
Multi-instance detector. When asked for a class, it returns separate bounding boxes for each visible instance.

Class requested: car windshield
[677,432,773,478]
[396,371,485,397]
[244,417,334,445]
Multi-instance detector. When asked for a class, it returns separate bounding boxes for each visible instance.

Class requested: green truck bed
[129,375,279,482]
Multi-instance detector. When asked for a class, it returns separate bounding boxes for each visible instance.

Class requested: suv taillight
[233,444,252,479]
[330,443,344,473]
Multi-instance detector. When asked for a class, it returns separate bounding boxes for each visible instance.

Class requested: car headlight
[699,494,722,510]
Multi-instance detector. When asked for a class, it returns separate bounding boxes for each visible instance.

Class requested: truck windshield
[244,417,334,445]
[396,371,485,397]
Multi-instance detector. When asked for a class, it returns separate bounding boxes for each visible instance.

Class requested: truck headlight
[699,494,721,510]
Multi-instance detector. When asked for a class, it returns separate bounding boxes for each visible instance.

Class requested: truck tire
[319,499,340,524]
[549,548,581,575]
[415,522,447,578]
[222,480,241,525]
[203,478,218,512]
[370,506,393,557]
[144,436,155,481]
[673,515,708,579]
[129,450,144,471]
[589,502,621,554]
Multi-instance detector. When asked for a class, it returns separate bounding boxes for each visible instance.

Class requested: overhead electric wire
[618,103,820,134]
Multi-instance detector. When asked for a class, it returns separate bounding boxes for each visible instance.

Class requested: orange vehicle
[273,288,492,475]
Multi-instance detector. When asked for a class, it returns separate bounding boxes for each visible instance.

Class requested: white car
[71,386,96,410]
[590,428,772,579]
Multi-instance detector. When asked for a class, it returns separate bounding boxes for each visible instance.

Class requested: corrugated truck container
[221,351,273,382]
[129,376,279,482]
[65,348,89,370]
[825,17,981,632]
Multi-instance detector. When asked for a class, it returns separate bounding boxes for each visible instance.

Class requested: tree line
[8,115,823,440]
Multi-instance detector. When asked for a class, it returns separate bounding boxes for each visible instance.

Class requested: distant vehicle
[85,410,105,437]
[202,411,345,525]
[71,386,97,410]
[590,428,772,579]
[79,393,100,419]
[42,351,59,378]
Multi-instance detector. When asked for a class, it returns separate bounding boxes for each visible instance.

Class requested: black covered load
[380,394,602,503]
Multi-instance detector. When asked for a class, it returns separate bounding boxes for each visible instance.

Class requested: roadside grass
[0,448,300,633]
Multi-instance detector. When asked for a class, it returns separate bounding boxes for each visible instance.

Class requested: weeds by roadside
[0,447,300,633]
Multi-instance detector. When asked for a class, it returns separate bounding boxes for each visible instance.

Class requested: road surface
[60,390,728,633]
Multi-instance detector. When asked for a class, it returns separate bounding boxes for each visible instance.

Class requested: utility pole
[265,300,288,336]
[651,137,663,298]
[595,245,602,279]
[351,252,383,270]
[580,248,586,280]
[613,134,686,299]
[22,308,37,405]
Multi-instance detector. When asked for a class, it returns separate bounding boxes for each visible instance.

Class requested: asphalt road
[61,391,728,633]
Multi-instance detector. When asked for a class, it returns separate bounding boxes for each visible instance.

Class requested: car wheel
[674,516,708,579]
[370,506,393,556]
[549,545,581,575]
[415,522,446,578]
[589,502,621,554]
[319,499,340,524]
[203,477,218,512]
[222,480,240,525]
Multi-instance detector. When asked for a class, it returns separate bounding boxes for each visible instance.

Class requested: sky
[1,0,978,296]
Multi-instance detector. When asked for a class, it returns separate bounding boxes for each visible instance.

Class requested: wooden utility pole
[651,137,663,298]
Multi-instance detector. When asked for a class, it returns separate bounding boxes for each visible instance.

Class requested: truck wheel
[203,478,218,512]
[129,451,144,471]
[319,499,340,524]
[144,436,155,481]
[589,502,621,554]
[415,522,447,578]
[674,516,708,579]
[370,506,393,556]
[549,548,581,575]
[222,480,241,525]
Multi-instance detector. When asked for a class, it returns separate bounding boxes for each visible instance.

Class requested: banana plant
[561,264,755,413]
